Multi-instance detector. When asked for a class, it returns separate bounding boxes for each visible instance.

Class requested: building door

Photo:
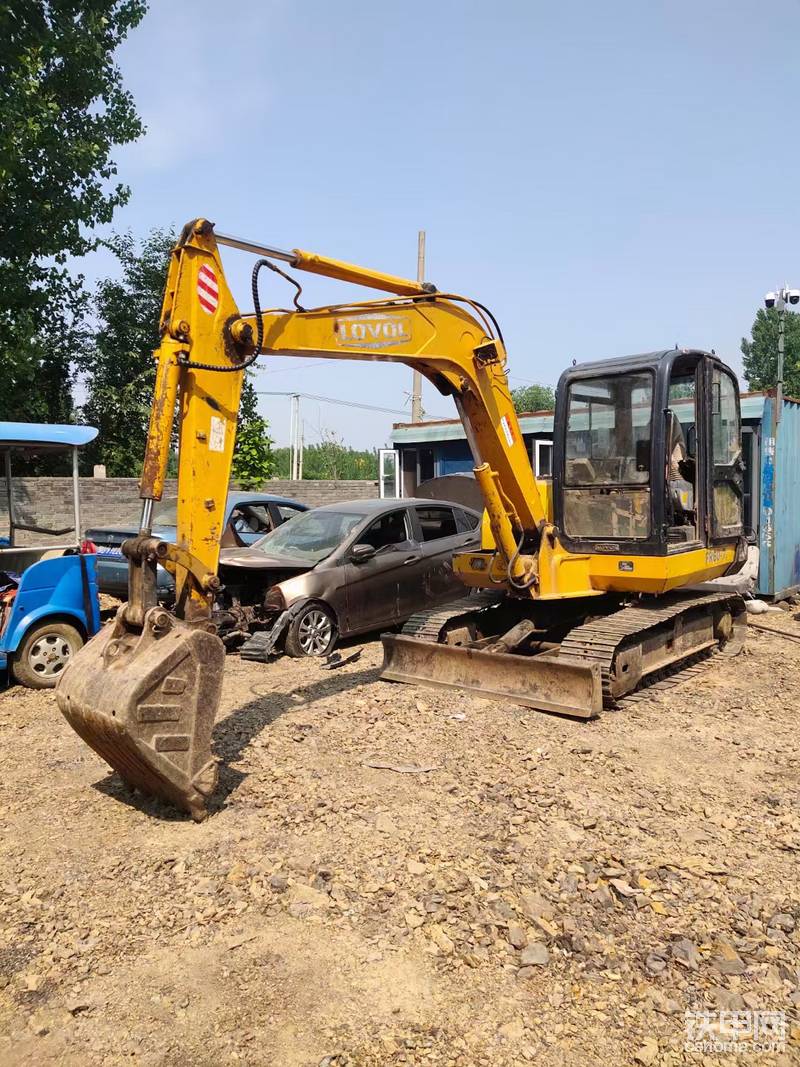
[419,448,435,483]
[379,449,400,498]
[401,449,418,496]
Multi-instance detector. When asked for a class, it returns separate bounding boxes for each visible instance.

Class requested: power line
[256,390,451,420]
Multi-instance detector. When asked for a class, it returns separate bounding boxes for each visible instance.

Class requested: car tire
[285,603,338,659]
[11,621,84,689]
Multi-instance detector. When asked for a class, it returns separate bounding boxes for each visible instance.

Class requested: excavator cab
[553,348,746,566]
[386,349,748,713]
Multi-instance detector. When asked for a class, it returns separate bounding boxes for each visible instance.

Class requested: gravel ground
[0,615,799,1067]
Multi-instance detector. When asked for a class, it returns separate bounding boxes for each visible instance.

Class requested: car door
[411,504,478,606]
[343,508,420,633]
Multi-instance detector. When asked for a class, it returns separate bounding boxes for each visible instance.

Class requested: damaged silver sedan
[213,498,481,659]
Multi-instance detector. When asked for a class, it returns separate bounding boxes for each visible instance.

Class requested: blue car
[1,423,101,688]
[87,491,308,601]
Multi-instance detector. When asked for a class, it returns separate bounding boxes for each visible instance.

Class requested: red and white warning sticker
[197,264,219,314]
[499,414,515,448]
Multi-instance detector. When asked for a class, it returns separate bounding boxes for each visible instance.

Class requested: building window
[534,439,553,479]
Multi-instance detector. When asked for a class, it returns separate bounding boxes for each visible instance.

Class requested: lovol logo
[335,314,412,349]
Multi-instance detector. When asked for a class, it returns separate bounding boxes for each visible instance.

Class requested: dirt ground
[1,614,799,1067]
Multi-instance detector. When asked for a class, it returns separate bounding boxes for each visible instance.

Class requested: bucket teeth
[56,607,224,821]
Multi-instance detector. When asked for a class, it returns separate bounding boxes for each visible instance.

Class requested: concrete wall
[0,478,379,544]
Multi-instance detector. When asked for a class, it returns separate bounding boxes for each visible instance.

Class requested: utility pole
[410,230,425,423]
[777,299,786,426]
[289,393,302,480]
[764,285,799,433]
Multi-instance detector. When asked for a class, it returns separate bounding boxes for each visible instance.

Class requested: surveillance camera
[765,292,777,309]
[787,289,800,305]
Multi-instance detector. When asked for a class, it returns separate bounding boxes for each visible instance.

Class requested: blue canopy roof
[0,423,98,448]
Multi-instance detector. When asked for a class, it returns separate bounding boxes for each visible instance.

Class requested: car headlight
[264,586,286,612]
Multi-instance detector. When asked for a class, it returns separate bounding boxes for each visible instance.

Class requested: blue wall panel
[758,398,800,596]
[435,441,474,476]
[773,400,800,595]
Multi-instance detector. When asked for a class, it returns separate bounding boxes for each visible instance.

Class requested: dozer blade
[56,606,224,821]
[381,634,603,719]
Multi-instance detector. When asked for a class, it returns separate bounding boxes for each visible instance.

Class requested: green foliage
[273,439,379,480]
[0,1,146,426]
[511,383,555,414]
[231,376,275,489]
[80,227,174,475]
[741,308,800,396]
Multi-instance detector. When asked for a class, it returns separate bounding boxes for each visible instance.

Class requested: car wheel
[11,621,84,689]
[285,603,338,658]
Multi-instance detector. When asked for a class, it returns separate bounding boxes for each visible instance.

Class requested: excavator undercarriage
[382,590,746,719]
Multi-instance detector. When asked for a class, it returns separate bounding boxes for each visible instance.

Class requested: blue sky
[80,0,800,450]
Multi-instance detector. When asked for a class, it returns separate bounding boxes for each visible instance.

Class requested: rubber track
[557,591,742,707]
[400,591,503,643]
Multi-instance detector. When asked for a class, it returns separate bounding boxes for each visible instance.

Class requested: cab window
[563,372,653,540]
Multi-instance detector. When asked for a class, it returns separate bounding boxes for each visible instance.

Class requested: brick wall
[0,478,379,544]
[258,480,380,507]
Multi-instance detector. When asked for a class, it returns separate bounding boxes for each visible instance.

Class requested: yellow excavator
[56,219,748,819]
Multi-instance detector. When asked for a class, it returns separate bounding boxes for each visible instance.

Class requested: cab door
[705,363,744,543]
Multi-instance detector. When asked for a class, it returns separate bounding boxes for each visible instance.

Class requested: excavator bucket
[56,606,224,821]
[381,634,604,719]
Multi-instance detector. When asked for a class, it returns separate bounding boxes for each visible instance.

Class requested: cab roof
[561,348,712,378]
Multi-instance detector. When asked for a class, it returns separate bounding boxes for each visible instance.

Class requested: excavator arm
[56,218,551,819]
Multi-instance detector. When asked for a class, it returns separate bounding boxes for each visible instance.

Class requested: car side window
[231,504,272,535]
[355,510,410,551]
[275,504,303,523]
[415,506,458,542]
[455,508,480,532]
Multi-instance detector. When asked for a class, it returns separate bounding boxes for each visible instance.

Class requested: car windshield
[252,509,364,563]
[151,499,178,527]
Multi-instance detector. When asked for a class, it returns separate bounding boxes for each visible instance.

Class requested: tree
[231,376,275,489]
[741,308,800,396]
[0,1,146,423]
[273,440,379,480]
[511,383,555,414]
[80,228,174,475]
